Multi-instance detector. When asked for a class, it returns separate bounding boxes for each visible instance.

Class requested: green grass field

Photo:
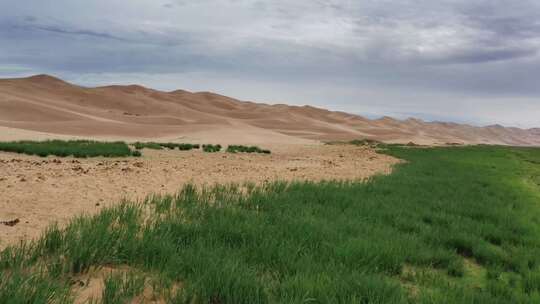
[1,145,540,303]
[0,140,138,158]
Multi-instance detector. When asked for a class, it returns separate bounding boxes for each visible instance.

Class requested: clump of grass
[2,145,540,303]
[134,142,200,151]
[202,144,222,153]
[226,145,271,154]
[0,140,136,158]
[99,273,146,304]
[0,268,71,303]
[133,142,163,150]
[158,143,176,150]
[162,143,200,151]
[182,143,201,150]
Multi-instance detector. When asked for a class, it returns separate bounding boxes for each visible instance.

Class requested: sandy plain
[0,143,399,249]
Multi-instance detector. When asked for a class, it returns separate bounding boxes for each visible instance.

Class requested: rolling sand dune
[0,74,539,145]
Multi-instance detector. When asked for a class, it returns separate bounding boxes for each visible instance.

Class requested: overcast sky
[1,0,539,128]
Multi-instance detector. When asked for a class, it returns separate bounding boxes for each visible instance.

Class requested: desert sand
[1,74,539,146]
[0,144,399,249]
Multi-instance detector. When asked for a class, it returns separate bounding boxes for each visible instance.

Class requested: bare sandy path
[0,144,399,249]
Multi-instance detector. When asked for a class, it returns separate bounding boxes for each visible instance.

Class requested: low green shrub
[176,143,200,151]
[133,142,200,151]
[159,143,178,150]
[133,142,163,150]
[203,144,222,153]
[0,140,136,158]
[226,145,271,154]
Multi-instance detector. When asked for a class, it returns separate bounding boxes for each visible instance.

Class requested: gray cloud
[440,48,537,64]
[29,25,127,41]
[0,0,539,127]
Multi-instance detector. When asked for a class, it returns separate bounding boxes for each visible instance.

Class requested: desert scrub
[2,146,540,303]
[0,140,136,158]
[161,143,200,151]
[134,142,200,151]
[226,145,271,154]
[178,143,200,150]
[348,138,382,146]
[326,138,382,147]
[133,142,163,150]
[202,144,222,152]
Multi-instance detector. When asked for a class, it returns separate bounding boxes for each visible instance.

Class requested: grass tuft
[202,144,222,153]
[133,142,163,150]
[98,272,146,304]
[133,142,200,151]
[226,145,271,154]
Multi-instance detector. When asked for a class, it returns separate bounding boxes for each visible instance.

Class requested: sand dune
[0,74,539,145]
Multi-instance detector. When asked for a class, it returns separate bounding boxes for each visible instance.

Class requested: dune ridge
[0,74,539,146]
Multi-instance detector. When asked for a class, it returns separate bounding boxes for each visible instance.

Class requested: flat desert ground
[0,130,398,249]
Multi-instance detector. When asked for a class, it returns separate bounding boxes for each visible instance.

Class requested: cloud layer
[1,0,539,127]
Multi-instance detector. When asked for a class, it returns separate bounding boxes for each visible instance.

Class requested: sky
[1,0,539,128]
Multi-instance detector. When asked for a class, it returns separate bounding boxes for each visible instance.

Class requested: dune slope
[0,74,538,145]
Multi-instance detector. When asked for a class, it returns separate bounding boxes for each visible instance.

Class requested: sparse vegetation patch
[226,145,271,154]
[0,140,136,158]
[133,142,200,151]
[325,138,382,147]
[202,144,222,152]
[348,138,382,146]
[162,143,200,151]
[133,142,163,150]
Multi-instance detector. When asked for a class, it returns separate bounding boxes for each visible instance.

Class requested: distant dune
[0,74,539,145]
